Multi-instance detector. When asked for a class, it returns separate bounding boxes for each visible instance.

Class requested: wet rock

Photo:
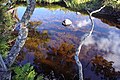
[62,19,72,26]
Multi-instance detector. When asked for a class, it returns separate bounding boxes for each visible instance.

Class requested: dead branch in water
[74,5,106,80]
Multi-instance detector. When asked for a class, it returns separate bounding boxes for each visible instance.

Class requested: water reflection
[91,55,120,80]
[16,5,120,80]
[84,31,120,71]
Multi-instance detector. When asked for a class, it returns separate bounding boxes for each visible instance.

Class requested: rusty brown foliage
[91,55,120,79]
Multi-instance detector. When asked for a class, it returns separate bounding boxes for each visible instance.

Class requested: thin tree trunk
[0,0,36,80]
[75,5,106,80]
[4,0,36,68]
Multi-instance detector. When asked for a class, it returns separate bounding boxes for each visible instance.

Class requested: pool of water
[16,5,120,80]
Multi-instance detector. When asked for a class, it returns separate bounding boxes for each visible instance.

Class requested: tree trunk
[0,0,36,80]
[74,5,106,80]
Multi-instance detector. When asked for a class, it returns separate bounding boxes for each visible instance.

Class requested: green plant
[103,0,120,9]
[0,1,15,57]
[12,63,36,80]
[36,75,44,80]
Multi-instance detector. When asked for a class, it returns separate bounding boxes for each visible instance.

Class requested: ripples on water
[16,6,120,80]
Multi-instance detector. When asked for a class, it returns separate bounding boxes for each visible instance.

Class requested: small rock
[76,12,81,15]
[62,19,72,26]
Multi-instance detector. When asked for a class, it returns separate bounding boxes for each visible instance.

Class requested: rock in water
[62,19,72,26]
[76,12,81,15]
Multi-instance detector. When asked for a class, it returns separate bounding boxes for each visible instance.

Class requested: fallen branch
[74,5,106,80]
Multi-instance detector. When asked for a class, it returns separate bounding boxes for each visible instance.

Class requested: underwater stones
[62,19,72,26]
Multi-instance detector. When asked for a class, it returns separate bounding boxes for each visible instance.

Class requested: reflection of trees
[47,43,75,63]
[91,55,120,80]
[17,35,77,79]
[28,21,42,28]
[34,42,77,80]
[25,29,50,54]
[93,14,120,28]
[16,29,50,61]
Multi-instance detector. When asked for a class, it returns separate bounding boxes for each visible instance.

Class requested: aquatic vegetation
[34,42,77,79]
[91,55,120,80]
[17,39,77,79]
[28,21,42,28]
[26,29,50,50]
[16,29,50,62]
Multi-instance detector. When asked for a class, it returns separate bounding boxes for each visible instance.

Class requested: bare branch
[74,5,106,80]
[90,5,106,16]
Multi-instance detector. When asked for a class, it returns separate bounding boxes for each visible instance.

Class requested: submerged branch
[74,5,106,80]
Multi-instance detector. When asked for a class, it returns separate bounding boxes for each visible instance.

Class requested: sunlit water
[17,6,120,80]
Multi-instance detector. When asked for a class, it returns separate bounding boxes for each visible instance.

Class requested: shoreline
[15,2,120,28]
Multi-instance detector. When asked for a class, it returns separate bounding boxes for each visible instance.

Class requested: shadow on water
[16,4,120,80]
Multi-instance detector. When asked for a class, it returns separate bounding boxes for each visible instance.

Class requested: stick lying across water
[74,5,106,80]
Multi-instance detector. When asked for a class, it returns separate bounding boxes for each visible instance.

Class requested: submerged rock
[62,19,72,26]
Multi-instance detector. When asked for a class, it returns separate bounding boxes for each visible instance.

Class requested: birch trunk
[0,0,36,80]
[75,5,106,80]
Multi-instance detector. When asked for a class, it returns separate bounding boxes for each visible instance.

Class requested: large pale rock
[62,19,72,26]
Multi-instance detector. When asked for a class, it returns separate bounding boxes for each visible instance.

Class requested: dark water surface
[17,5,120,80]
